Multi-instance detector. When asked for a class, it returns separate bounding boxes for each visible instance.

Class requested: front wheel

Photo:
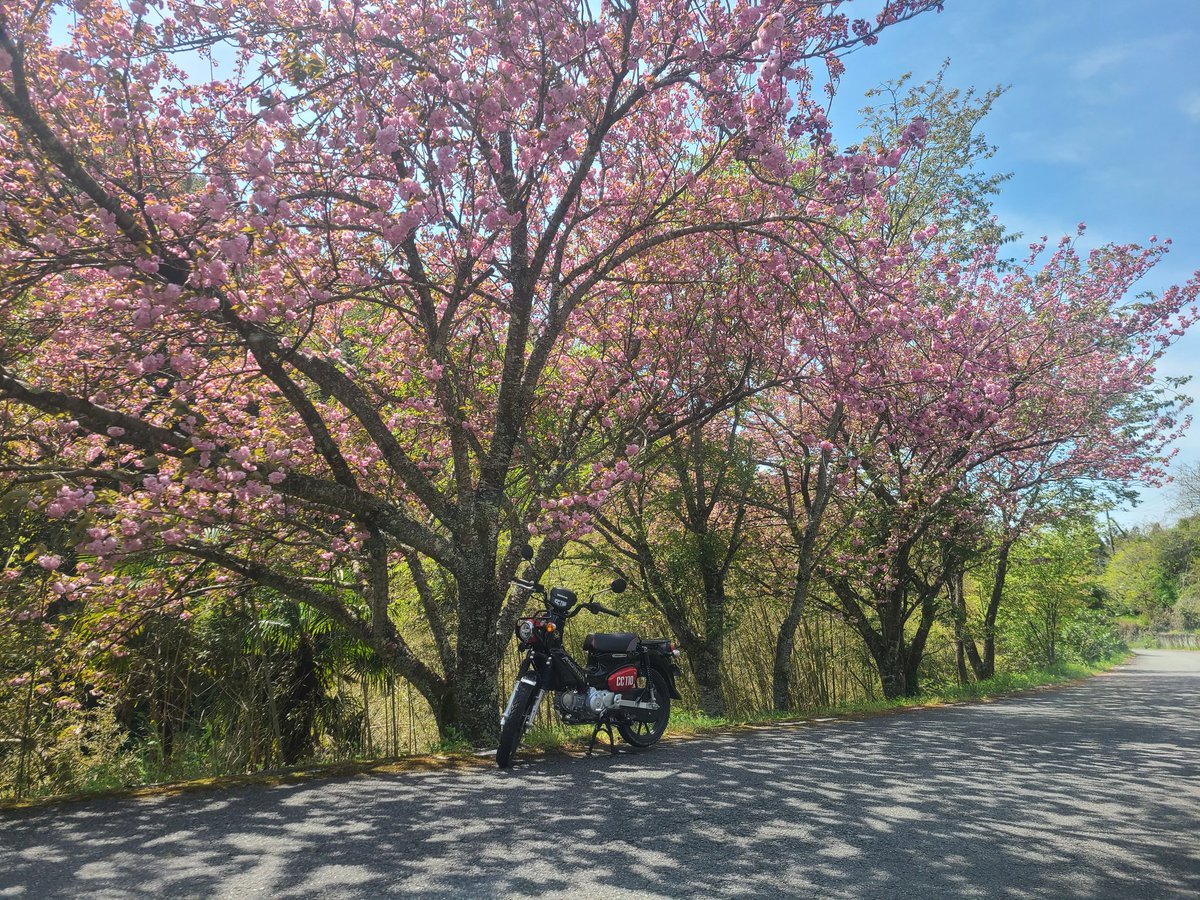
[496,679,539,769]
[617,668,671,748]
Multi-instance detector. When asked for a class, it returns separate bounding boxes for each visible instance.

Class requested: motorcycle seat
[583,632,640,654]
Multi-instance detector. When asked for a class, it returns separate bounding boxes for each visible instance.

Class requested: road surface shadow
[2,650,1198,898]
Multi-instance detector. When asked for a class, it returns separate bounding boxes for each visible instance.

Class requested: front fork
[500,658,544,730]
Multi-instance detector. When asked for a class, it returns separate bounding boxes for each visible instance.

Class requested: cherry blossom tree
[587,173,946,715]
[0,0,941,741]
[947,333,1193,681]
[815,235,1196,697]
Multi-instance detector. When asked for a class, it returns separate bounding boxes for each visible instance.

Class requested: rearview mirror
[611,577,627,594]
[520,545,534,561]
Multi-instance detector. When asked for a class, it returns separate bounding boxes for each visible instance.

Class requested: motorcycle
[496,545,683,769]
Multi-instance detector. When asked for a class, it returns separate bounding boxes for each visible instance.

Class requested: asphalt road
[2,650,1198,899]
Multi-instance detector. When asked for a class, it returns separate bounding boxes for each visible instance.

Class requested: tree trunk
[653,598,726,718]
[770,422,839,712]
[687,638,726,717]
[964,634,986,682]
[981,540,1013,679]
[450,655,501,745]
[856,586,935,701]
[279,633,321,765]
[431,545,526,745]
[947,567,972,685]
[435,581,504,745]
[871,640,923,699]
[428,653,503,746]
[693,555,728,717]
[871,642,913,699]
[903,594,937,695]
[1046,605,1058,667]
[772,561,814,711]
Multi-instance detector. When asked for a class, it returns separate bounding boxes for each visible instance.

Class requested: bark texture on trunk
[772,564,814,711]
[980,540,1013,680]
[690,643,727,718]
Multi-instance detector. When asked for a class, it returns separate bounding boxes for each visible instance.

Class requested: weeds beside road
[3,655,1128,810]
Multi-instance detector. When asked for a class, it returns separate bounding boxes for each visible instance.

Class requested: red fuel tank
[607,665,638,692]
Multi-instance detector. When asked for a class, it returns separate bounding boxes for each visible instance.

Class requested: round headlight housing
[517,619,536,643]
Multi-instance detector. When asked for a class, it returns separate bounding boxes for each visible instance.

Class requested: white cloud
[1070,44,1133,79]
[1182,94,1200,123]
[1006,130,1088,165]
[1069,34,1187,81]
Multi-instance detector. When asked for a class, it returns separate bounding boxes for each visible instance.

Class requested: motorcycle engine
[555,690,590,724]
[555,688,618,723]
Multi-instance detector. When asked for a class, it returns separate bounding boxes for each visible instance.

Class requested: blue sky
[829,0,1200,528]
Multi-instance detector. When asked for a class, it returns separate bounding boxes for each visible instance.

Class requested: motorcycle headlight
[517,619,536,643]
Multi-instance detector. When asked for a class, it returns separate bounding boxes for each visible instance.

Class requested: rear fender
[648,654,683,700]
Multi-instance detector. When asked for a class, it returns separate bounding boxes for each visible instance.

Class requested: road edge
[1,654,1135,813]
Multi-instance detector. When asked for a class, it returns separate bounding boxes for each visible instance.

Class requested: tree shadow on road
[2,651,1198,899]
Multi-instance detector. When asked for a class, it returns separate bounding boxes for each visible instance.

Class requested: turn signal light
[545,622,556,633]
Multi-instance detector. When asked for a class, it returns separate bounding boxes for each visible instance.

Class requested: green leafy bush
[1060,608,1127,664]
[1170,594,1200,632]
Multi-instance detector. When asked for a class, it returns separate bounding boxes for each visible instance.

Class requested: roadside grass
[1,654,1129,810]
[1127,634,1200,650]
[0,749,491,812]
[496,653,1132,752]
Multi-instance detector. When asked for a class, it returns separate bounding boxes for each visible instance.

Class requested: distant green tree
[1102,517,1200,626]
[1000,519,1104,668]
[857,61,1012,253]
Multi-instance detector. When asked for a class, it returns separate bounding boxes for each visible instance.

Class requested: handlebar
[512,579,620,617]
[510,578,545,594]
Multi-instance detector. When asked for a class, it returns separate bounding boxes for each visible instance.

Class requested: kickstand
[586,720,619,756]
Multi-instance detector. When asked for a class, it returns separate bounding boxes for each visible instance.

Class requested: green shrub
[1170,594,1200,632]
[1060,608,1126,664]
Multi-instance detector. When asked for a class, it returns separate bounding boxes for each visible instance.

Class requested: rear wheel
[496,680,538,769]
[617,668,671,748]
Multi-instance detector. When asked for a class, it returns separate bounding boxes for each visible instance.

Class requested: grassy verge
[2,654,1129,810]
[523,654,1130,751]
[0,750,494,813]
[1127,634,1200,650]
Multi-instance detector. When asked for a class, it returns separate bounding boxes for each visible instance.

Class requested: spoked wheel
[617,668,671,748]
[496,680,539,769]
